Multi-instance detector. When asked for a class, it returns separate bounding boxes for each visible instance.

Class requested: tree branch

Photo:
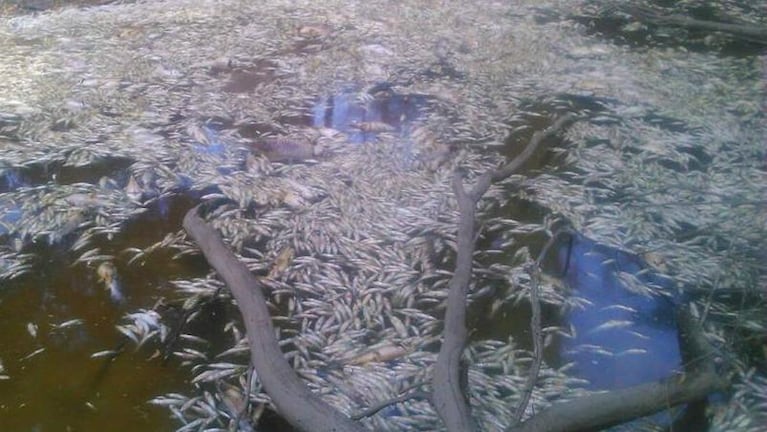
[506,255,728,432]
[507,370,727,432]
[183,208,367,432]
[432,114,578,431]
[511,263,543,424]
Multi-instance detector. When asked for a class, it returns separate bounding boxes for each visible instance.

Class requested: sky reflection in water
[556,233,682,391]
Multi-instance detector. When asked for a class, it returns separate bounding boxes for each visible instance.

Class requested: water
[0,170,210,430]
[555,232,682,390]
[0,248,191,431]
[311,89,431,144]
[2,0,763,430]
[0,86,707,432]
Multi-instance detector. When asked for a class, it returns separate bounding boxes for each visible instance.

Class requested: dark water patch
[235,120,281,139]
[1,0,123,15]
[246,137,318,163]
[0,245,191,432]
[470,197,560,358]
[503,94,611,173]
[257,409,298,432]
[0,156,134,193]
[168,295,241,361]
[469,289,562,363]
[311,90,432,143]
[108,193,211,296]
[415,60,466,81]
[480,196,551,258]
[0,186,239,430]
[571,4,765,57]
[218,59,281,93]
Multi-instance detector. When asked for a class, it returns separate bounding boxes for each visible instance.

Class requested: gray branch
[183,209,367,432]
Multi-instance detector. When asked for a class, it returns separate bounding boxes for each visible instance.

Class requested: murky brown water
[0,189,209,430]
[0,263,188,431]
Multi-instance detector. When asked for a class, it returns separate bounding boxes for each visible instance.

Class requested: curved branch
[183,208,367,432]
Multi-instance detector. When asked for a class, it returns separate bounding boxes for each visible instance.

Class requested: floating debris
[97,261,124,303]
[246,137,319,162]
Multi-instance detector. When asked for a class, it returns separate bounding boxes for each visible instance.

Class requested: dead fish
[347,343,409,366]
[247,137,321,162]
[97,261,124,303]
[297,23,333,39]
[349,121,395,133]
[125,175,142,202]
[267,247,295,279]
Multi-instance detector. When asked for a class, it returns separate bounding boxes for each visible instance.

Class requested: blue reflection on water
[193,125,227,156]
[0,200,23,236]
[557,233,682,391]
[2,169,28,192]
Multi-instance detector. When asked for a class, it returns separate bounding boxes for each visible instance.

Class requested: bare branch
[432,174,481,432]
[432,114,578,431]
[183,207,367,432]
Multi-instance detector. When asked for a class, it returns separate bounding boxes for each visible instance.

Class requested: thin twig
[512,262,543,423]
[511,227,570,424]
[351,389,430,420]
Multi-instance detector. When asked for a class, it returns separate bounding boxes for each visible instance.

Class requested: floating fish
[349,121,395,133]
[267,247,295,279]
[347,343,409,366]
[97,261,124,303]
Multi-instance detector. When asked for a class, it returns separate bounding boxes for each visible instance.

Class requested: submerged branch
[507,288,728,432]
[183,207,366,432]
[507,370,727,432]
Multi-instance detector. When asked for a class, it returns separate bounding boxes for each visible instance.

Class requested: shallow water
[0,248,192,431]
[0,172,210,430]
[554,232,682,390]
